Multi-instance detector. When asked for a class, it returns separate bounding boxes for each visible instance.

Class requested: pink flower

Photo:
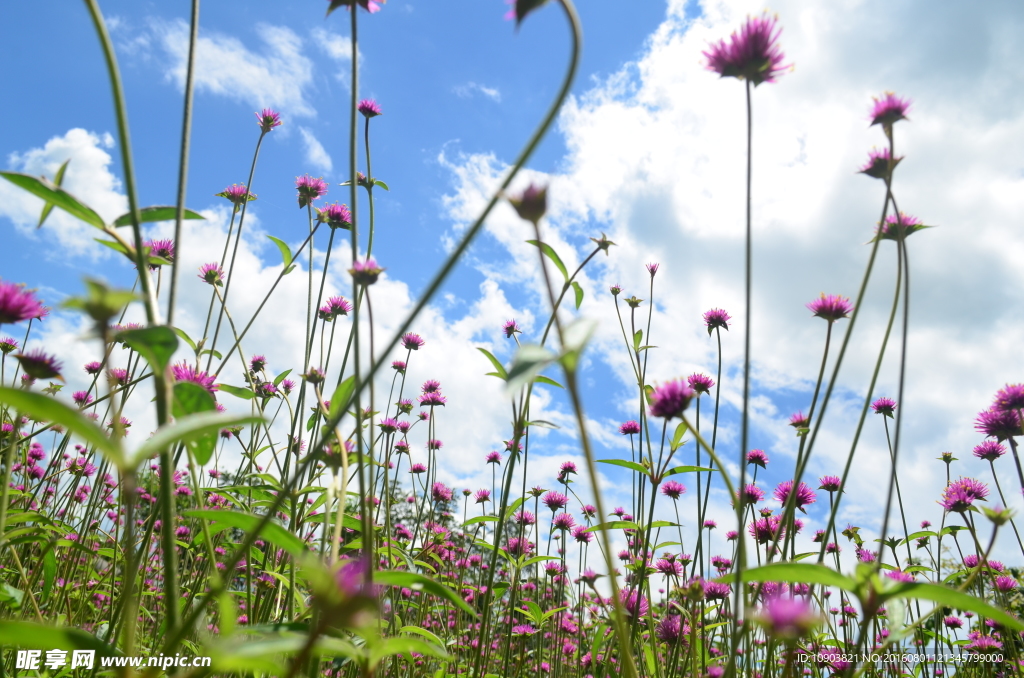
[703,12,789,86]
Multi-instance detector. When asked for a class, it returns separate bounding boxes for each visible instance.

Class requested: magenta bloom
[409,463,427,474]
[67,457,97,478]
[486,451,502,464]
[661,480,686,500]
[218,184,255,206]
[431,482,453,503]
[747,449,769,468]
[419,392,447,407]
[687,373,715,395]
[542,490,569,512]
[358,99,382,117]
[869,92,911,128]
[506,537,533,557]
[171,361,218,395]
[757,595,820,639]
[619,420,641,435]
[940,477,988,513]
[819,475,842,492]
[15,349,63,380]
[788,411,809,429]
[0,336,19,354]
[993,384,1024,412]
[507,183,548,223]
[646,262,659,277]
[72,390,94,408]
[703,308,731,334]
[773,480,817,512]
[703,580,731,600]
[0,282,46,325]
[878,212,929,241]
[737,483,765,505]
[655,615,686,644]
[296,175,328,208]
[807,293,853,322]
[973,441,1006,462]
[619,588,650,618]
[571,524,593,544]
[749,515,785,544]
[859,147,903,180]
[349,258,384,286]
[975,407,1022,440]
[144,239,175,268]
[198,263,225,286]
[328,296,352,318]
[552,513,576,531]
[401,333,424,350]
[649,380,694,420]
[250,355,267,372]
[474,488,490,504]
[703,12,788,86]
[422,380,441,393]
[502,319,521,338]
[327,0,384,15]
[871,397,897,418]
[255,108,282,133]
[316,202,352,229]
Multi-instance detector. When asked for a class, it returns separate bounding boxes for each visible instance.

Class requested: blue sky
[3,0,1024,565]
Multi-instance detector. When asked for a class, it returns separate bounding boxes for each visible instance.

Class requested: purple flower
[552,513,576,531]
[421,379,441,393]
[756,595,820,640]
[217,184,256,206]
[859,147,903,180]
[250,355,267,372]
[72,390,94,408]
[885,569,916,583]
[807,293,853,322]
[646,262,659,277]
[514,510,536,525]
[869,92,911,128]
[878,212,929,241]
[144,239,175,269]
[507,183,547,223]
[505,537,533,557]
[656,558,684,577]
[486,451,502,464]
[502,319,521,338]
[511,624,536,637]
[0,282,46,325]
[280,379,296,395]
[358,99,382,118]
[609,284,622,296]
[15,349,63,380]
[703,12,788,86]
[749,515,785,544]
[871,397,897,418]
[703,580,731,600]
[327,0,384,15]
[818,475,842,492]
[83,361,103,375]
[327,296,352,318]
[108,368,129,385]
[198,263,225,286]
[940,477,988,513]
[543,491,569,512]
[377,418,399,434]
[619,588,650,617]
[737,483,764,505]
[788,411,809,429]
[703,308,731,334]
[655,615,686,644]
[747,449,769,468]
[401,333,425,350]
[474,488,491,504]
[773,480,817,512]
[409,463,427,474]
[391,360,406,373]
[67,457,97,478]
[0,336,19,354]
[943,616,962,629]
[994,575,1018,592]
[558,460,578,479]
[349,258,384,286]
[661,481,686,500]
[973,441,1006,462]
[966,633,1002,653]
[316,202,352,230]
[649,380,694,420]
[687,372,715,395]
[975,407,1022,440]
[427,439,443,451]
[619,420,641,435]
[571,524,593,544]
[171,361,218,395]
[296,174,328,208]
[255,108,282,133]
[431,482,453,503]
[419,392,447,407]
[993,384,1024,412]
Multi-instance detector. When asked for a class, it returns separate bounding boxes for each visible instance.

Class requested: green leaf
[0,583,24,608]
[135,409,263,466]
[586,520,640,533]
[477,347,508,381]
[724,562,858,592]
[37,159,71,229]
[112,205,205,227]
[506,344,556,394]
[464,516,498,527]
[526,239,568,282]
[172,326,198,352]
[559,318,597,373]
[184,509,308,558]
[571,281,584,310]
[41,549,57,602]
[527,419,559,429]
[370,637,447,668]
[273,369,293,387]
[0,171,106,230]
[94,238,131,256]
[171,381,219,464]
[633,329,643,352]
[119,326,179,374]
[329,375,357,423]
[373,570,476,616]
[880,582,1024,631]
[372,178,390,191]
[664,465,714,477]
[670,421,688,452]
[216,384,255,401]
[267,235,294,268]
[597,459,648,475]
[0,621,120,655]
[533,375,563,388]
[399,625,444,648]
[0,386,123,468]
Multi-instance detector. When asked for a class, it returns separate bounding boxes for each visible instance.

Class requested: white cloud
[298,127,333,173]
[151,19,317,118]
[0,128,127,258]
[453,82,502,103]
[312,27,362,85]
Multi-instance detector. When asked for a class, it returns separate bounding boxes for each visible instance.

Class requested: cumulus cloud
[298,127,333,173]
[312,27,362,85]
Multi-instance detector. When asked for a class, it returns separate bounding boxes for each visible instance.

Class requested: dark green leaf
[724,562,857,592]
[0,621,120,655]
[41,549,56,602]
[37,159,71,229]
[137,407,262,466]
[533,375,563,388]
[329,375,356,422]
[374,570,476,616]
[571,281,584,310]
[184,509,308,558]
[597,459,648,475]
[477,347,508,381]
[216,384,255,401]
[172,326,198,352]
[112,205,205,227]
[0,171,106,230]
[526,239,568,282]
[119,326,179,374]
[586,520,640,533]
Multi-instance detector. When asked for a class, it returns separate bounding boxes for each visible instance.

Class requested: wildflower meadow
[2,1,1023,677]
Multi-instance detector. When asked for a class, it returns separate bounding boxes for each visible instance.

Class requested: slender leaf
[477,347,508,381]
[586,520,640,533]
[0,171,106,230]
[506,344,556,393]
[597,458,648,475]
[112,205,205,227]
[526,239,568,282]
[725,562,858,592]
[119,326,179,374]
[216,383,255,400]
[172,326,198,352]
[571,280,584,310]
[0,621,120,655]
[135,410,263,466]
[882,582,1024,631]
[329,375,357,422]
[664,465,714,477]
[374,570,476,616]
[37,159,71,229]
[533,375,563,388]
[371,636,448,667]
[267,235,294,268]
[184,509,308,558]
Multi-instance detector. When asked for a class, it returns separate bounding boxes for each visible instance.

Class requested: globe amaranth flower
[316,202,352,230]
[737,483,765,505]
[507,183,547,223]
[171,361,218,396]
[250,355,267,372]
[143,239,175,269]
[391,360,406,373]
[703,580,731,600]
[609,284,622,296]
[0,281,46,325]
[877,212,931,241]
[755,595,821,640]
[358,99,382,117]
[431,482,453,503]
[15,349,63,380]
[859,147,902,180]
[0,336,19,354]
[327,0,384,15]
[619,588,650,618]
[973,440,1006,462]
[326,296,352,318]
[409,463,427,474]
[619,420,641,435]
[749,515,785,544]
[703,12,789,86]
[649,380,694,420]
[296,175,328,208]
[687,372,715,395]
[870,92,911,128]
[747,449,769,468]
[349,258,384,286]
[401,333,424,350]
[418,392,447,407]
[646,262,659,277]
[255,108,282,133]
[72,390,94,408]
[788,411,809,429]
[940,477,988,513]
[871,397,897,418]
[572,524,593,544]
[661,480,686,500]
[552,513,576,531]
[773,480,817,513]
[807,293,853,322]
[217,184,256,206]
[474,488,490,504]
[975,407,1022,441]
[703,308,731,335]
[819,475,842,492]
[993,384,1024,412]
[502,319,521,338]
[543,490,569,512]
[198,263,225,286]
[558,460,578,479]
[486,451,502,464]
